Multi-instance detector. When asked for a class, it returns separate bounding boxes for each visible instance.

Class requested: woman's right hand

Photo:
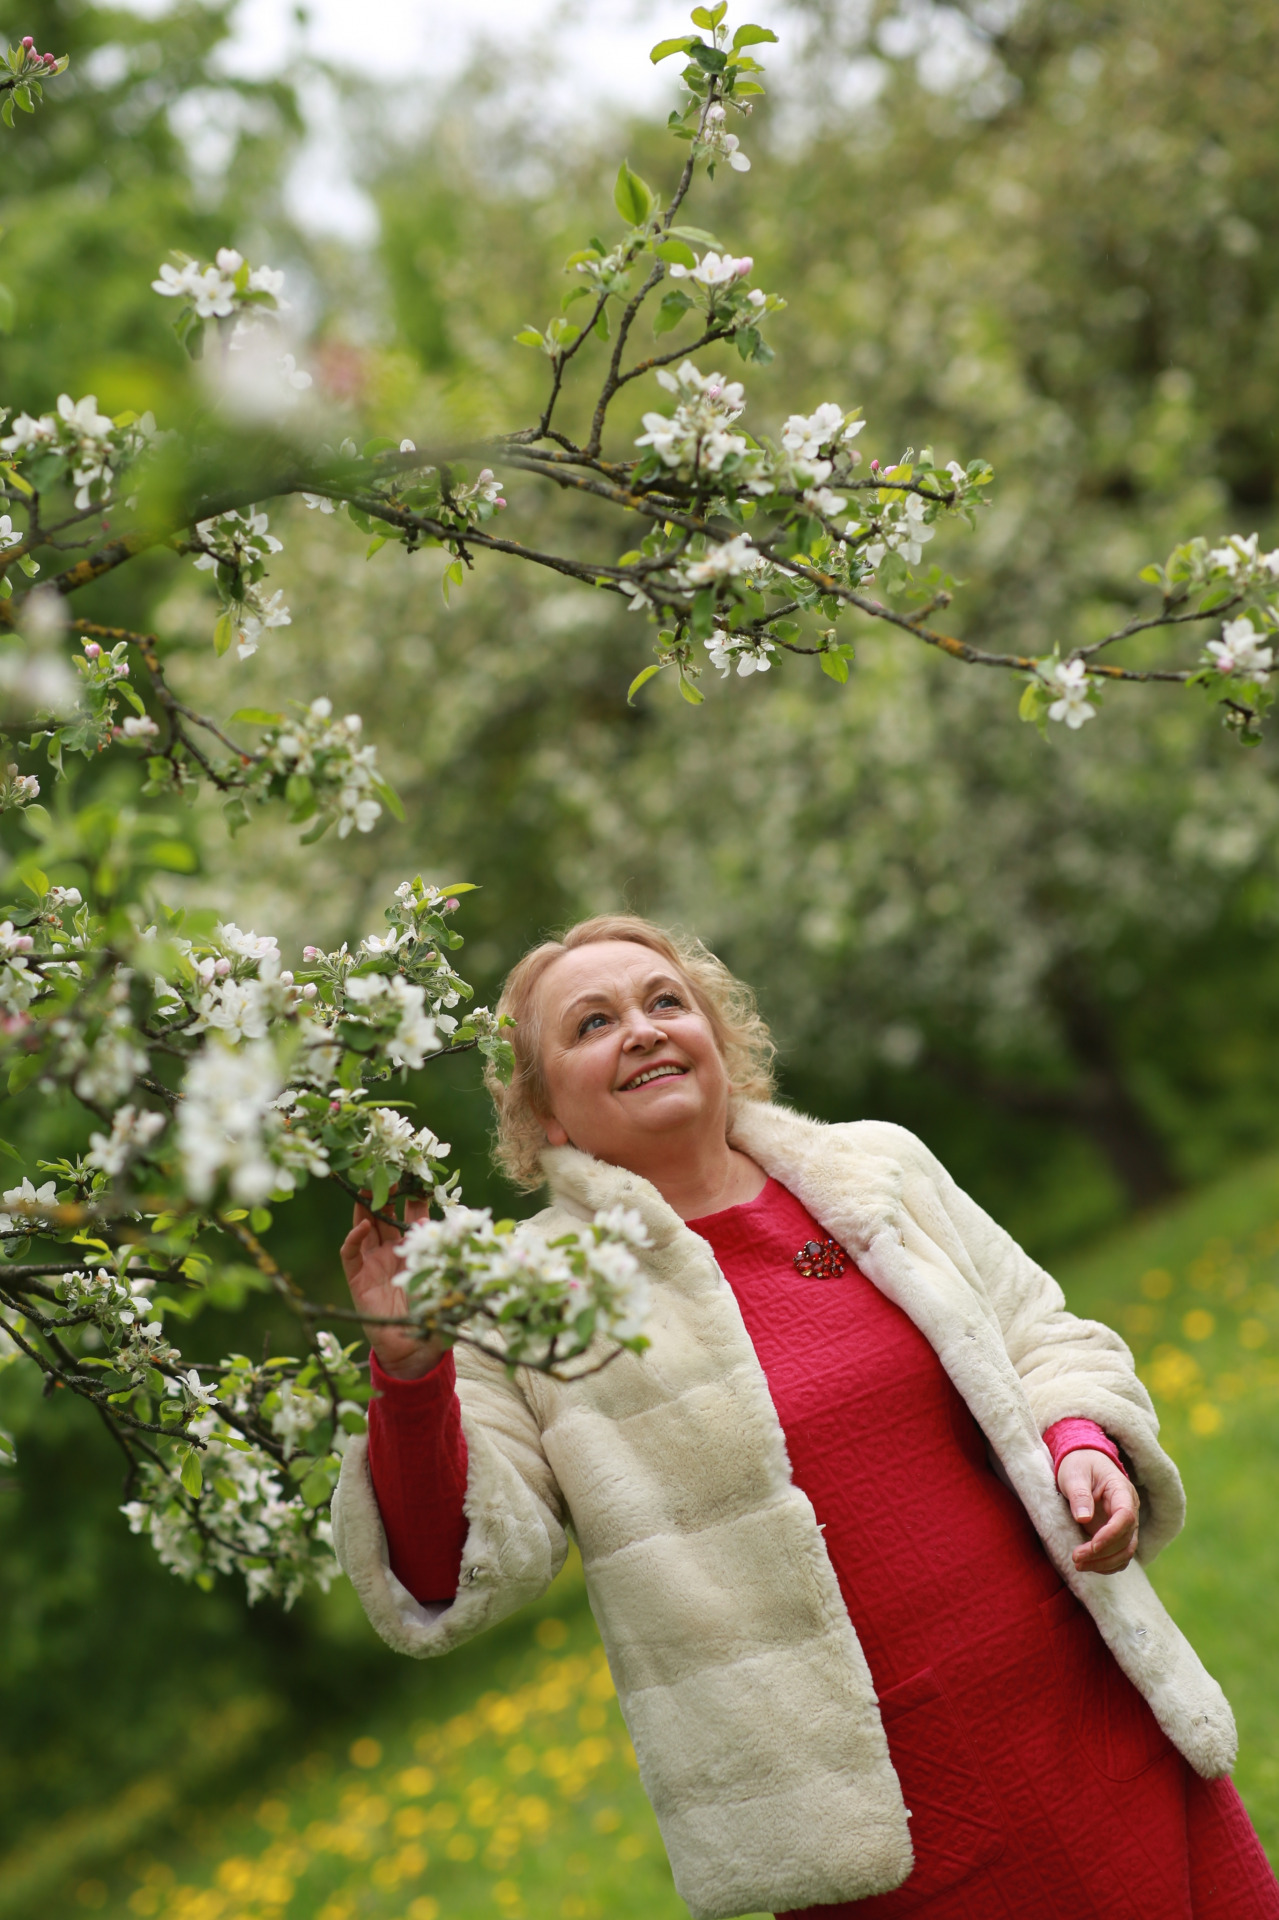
[339,1197,447,1382]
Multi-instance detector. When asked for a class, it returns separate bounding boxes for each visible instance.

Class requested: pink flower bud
[870,459,880,472]
[445,898,459,912]
[496,498,507,509]
[478,469,494,482]
[117,661,129,675]
[21,36,34,48]
[14,935,33,953]
[84,642,101,660]
[44,52,56,66]
[302,982,318,1001]
[214,957,231,978]
[279,970,294,986]
[303,945,322,961]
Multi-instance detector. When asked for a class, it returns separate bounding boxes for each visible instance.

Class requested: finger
[404,1196,431,1225]
[1074,1513,1138,1567]
[1058,1460,1095,1524]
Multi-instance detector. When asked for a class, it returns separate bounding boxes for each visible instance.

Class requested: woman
[333,915,1279,1920]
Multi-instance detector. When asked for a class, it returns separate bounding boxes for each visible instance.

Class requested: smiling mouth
[618,1063,689,1093]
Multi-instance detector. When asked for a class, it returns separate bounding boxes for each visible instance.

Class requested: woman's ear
[541,1112,571,1148]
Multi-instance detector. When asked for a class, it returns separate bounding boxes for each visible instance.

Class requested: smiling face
[533,939,732,1170]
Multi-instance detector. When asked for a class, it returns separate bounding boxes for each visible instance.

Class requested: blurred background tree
[5,0,1279,1896]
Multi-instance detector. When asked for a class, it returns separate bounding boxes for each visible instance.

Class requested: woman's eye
[578,1012,609,1036]
[653,993,683,1011]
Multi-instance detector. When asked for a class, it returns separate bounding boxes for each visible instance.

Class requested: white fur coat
[332,1104,1236,1920]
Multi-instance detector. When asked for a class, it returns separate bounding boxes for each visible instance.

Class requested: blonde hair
[486,913,776,1190]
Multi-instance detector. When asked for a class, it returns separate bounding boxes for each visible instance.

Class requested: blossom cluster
[0,392,154,513]
[153,247,289,360]
[397,1202,653,1372]
[1,34,68,128]
[192,507,291,658]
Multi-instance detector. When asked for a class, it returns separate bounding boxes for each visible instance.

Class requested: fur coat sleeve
[332,1343,569,1655]
[879,1123,1185,1559]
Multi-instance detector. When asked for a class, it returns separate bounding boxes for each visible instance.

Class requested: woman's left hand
[1057,1448,1139,1575]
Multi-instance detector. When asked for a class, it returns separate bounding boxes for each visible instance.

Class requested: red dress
[368,1177,1279,1918]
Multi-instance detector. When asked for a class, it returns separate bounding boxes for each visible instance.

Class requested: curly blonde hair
[486,913,776,1190]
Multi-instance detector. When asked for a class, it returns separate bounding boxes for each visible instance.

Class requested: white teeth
[623,1065,685,1090]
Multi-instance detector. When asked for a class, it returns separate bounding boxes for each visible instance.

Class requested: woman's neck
[617,1137,767,1222]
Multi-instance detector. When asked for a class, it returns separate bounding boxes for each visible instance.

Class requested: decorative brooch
[793,1236,847,1279]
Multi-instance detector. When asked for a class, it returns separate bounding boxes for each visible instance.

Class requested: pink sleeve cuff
[1043,1416,1125,1479]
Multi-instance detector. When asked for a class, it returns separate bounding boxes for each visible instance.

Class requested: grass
[7,1154,1279,1920]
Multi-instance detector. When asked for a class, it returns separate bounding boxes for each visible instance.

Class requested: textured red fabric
[1042,1414,1125,1479]
[366,1349,468,1603]
[687,1178,1279,1920]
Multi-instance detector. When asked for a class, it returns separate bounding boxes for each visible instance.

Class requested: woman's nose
[620,1009,666,1049]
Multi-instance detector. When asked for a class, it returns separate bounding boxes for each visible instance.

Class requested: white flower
[1208,533,1259,577]
[215,924,281,964]
[216,248,244,275]
[0,514,22,551]
[703,125,750,171]
[1206,617,1274,681]
[705,632,775,678]
[119,715,160,742]
[0,1177,57,1233]
[280,354,312,391]
[86,1105,166,1177]
[680,533,757,586]
[946,460,966,485]
[781,403,846,461]
[302,493,336,513]
[863,492,936,568]
[667,251,754,288]
[178,1038,283,1204]
[804,487,848,517]
[248,263,286,299]
[747,288,767,309]
[343,973,442,1069]
[1045,658,1097,729]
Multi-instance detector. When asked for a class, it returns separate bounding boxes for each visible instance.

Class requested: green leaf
[1,98,13,132]
[441,558,465,606]
[7,1054,40,1096]
[678,676,705,705]
[514,327,545,348]
[614,160,655,227]
[0,1135,24,1163]
[732,23,778,48]
[655,238,698,268]
[16,552,38,577]
[691,43,728,72]
[366,536,388,559]
[627,663,663,704]
[300,1466,332,1509]
[820,652,850,684]
[650,33,697,62]
[669,224,726,248]
[117,683,146,718]
[1019,681,1044,724]
[654,289,694,336]
[21,869,48,900]
[228,707,284,725]
[212,612,234,657]
[374,777,405,822]
[691,3,727,25]
[370,1165,392,1214]
[180,1449,203,1498]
